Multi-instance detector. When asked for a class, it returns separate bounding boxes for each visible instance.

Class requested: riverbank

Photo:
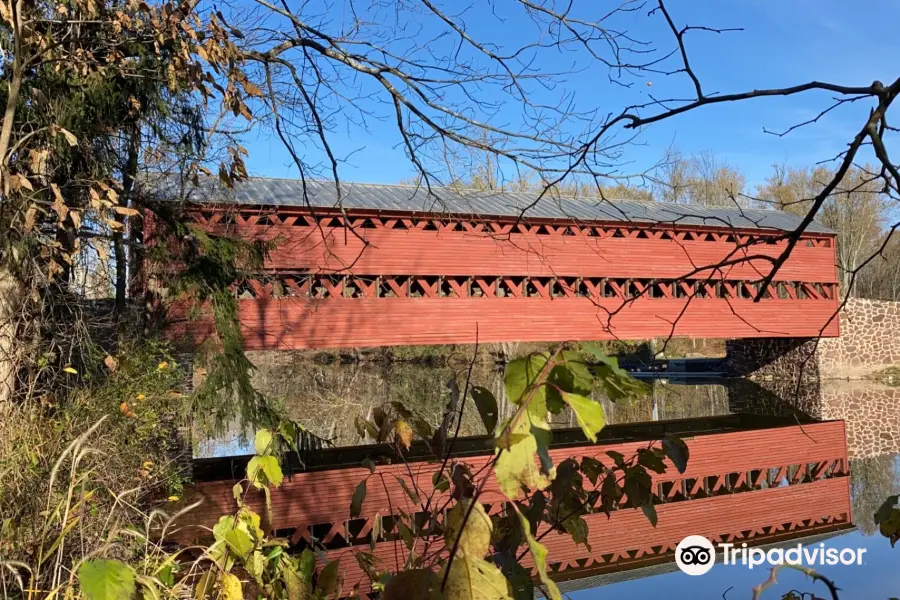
[250,338,727,368]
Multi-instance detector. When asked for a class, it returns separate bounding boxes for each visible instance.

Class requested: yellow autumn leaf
[168,496,180,502]
[220,572,243,600]
[394,420,413,450]
[136,393,146,401]
[493,420,550,499]
[57,127,78,146]
[445,499,492,557]
[559,391,607,442]
[512,504,560,600]
[442,555,513,600]
[157,361,168,370]
[63,366,78,374]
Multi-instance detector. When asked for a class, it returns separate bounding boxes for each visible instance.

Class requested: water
[194,358,900,598]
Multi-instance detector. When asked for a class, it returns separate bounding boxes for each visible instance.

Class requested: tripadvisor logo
[676,535,716,576]
[675,535,868,576]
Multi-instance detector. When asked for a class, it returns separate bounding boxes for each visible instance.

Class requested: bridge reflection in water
[188,390,852,596]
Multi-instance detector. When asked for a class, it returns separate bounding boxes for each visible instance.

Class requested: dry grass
[0,344,191,596]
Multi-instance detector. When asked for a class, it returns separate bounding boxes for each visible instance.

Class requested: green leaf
[139,577,162,600]
[471,386,499,434]
[355,551,379,579]
[284,565,311,600]
[299,549,316,583]
[579,342,608,362]
[504,353,549,404]
[493,553,534,600]
[396,476,421,504]
[546,353,593,412]
[443,555,513,600]
[637,448,667,474]
[78,560,136,600]
[432,471,450,493]
[590,353,647,401]
[560,391,606,442]
[445,499,493,557]
[606,450,625,467]
[373,406,388,429]
[194,571,215,600]
[279,421,300,449]
[254,429,274,455]
[355,416,378,439]
[390,401,413,419]
[412,417,434,439]
[511,505,560,600]
[600,472,622,509]
[247,455,283,488]
[566,515,592,551]
[494,430,531,451]
[879,510,900,547]
[662,436,690,475]
[580,457,605,486]
[397,520,415,550]
[531,427,554,478]
[875,495,900,524]
[624,468,653,508]
[213,510,262,558]
[382,570,441,600]
[246,551,266,579]
[525,491,546,535]
[315,559,340,598]
[350,480,367,518]
[225,528,254,559]
[876,495,900,547]
[641,502,658,528]
[238,507,264,540]
[157,565,175,587]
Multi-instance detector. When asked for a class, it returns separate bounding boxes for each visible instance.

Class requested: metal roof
[151,178,833,234]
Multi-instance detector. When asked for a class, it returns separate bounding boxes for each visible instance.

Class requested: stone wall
[819,380,900,459]
[724,337,820,381]
[818,297,900,378]
[726,297,900,380]
[727,378,900,460]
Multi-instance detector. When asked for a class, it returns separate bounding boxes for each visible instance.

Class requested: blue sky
[240,0,899,192]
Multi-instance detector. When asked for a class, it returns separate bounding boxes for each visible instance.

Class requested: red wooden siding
[185,420,848,531]
[181,421,850,595]
[162,207,841,348]
[169,296,840,350]
[192,209,837,282]
[324,479,851,594]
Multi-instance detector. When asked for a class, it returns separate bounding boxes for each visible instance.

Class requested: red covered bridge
[159,180,840,350]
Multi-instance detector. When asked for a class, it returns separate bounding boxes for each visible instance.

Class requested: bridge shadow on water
[186,360,900,597]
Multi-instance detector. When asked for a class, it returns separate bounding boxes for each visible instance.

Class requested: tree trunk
[0,267,22,409]
[116,122,140,322]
